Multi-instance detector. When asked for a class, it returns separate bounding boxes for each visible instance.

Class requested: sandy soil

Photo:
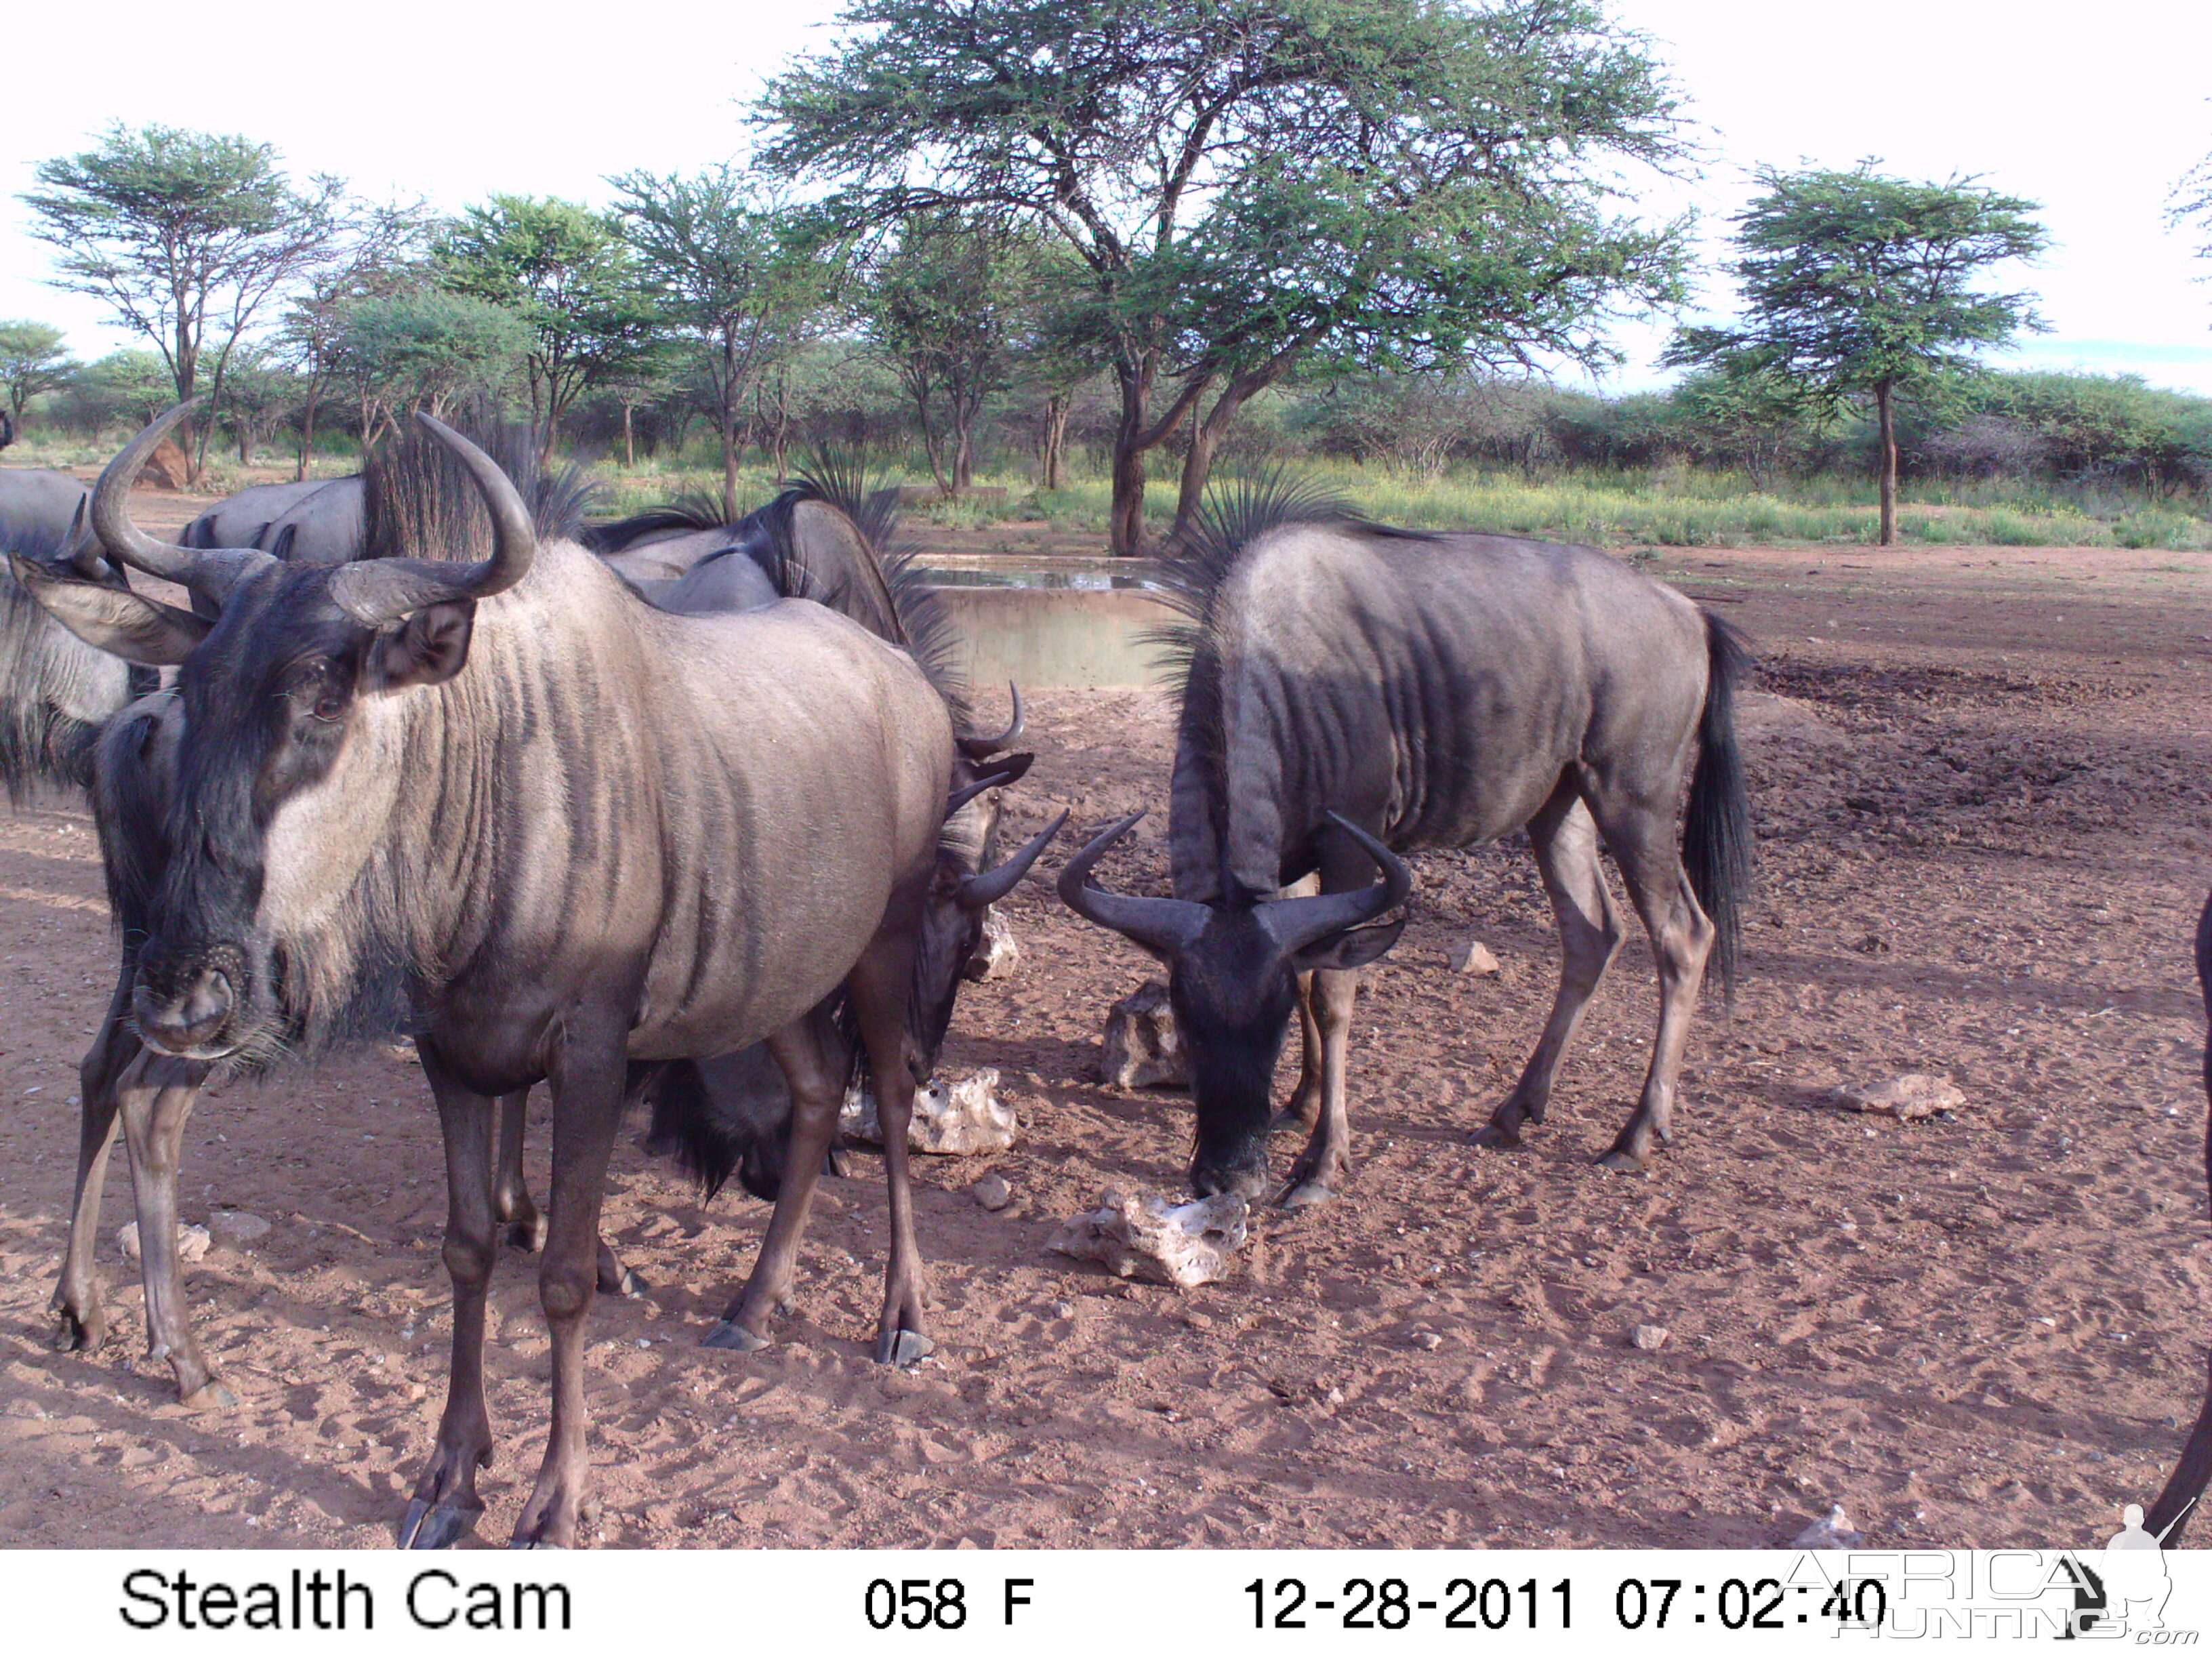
[3,508,2211,1550]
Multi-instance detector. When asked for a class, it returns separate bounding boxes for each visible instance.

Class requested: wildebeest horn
[329,413,537,626]
[91,402,206,583]
[1056,809,1210,958]
[1254,813,1412,956]
[957,682,1024,760]
[959,810,1069,909]
[946,768,1015,818]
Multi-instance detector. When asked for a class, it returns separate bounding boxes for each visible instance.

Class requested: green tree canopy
[21,124,344,477]
[0,320,82,423]
[609,167,830,514]
[758,0,1690,550]
[436,194,665,461]
[333,289,532,438]
[1665,161,2048,544]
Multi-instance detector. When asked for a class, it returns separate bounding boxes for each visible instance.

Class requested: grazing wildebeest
[17,405,1009,1547]
[2144,893,2212,1547]
[1058,484,1752,1204]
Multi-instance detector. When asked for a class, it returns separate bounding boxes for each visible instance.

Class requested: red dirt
[3,522,2209,1550]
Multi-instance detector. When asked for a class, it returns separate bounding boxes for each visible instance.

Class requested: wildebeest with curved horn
[17,407,998,1548]
[1059,483,1752,1204]
[31,418,605,1408]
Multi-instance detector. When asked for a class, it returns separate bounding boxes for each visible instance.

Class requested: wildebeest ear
[363,600,475,693]
[986,752,1035,785]
[7,552,211,665]
[1292,914,1408,973]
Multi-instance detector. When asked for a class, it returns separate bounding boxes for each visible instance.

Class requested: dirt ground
[3,502,2211,1551]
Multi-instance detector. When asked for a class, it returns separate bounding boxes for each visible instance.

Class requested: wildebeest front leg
[1589,804,1713,1174]
[112,1049,231,1408]
[401,1057,500,1549]
[1278,966,1359,1208]
[1277,973,1325,1133]
[1476,789,1622,1151]
[510,1027,628,1549]
[52,974,140,1355]
[703,1010,846,1353]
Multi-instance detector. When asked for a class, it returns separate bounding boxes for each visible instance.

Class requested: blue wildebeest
[1058,484,1752,1204]
[33,426,1050,1408]
[17,405,1034,1547]
[182,477,351,554]
[30,421,606,1408]
[2144,893,2212,1547]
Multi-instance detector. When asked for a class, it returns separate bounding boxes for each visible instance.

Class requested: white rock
[1788,1504,1865,1549]
[964,909,1021,981]
[1826,1074,1964,1120]
[1046,1189,1249,1288]
[208,1210,272,1250]
[1632,1324,1671,1351]
[970,1174,1012,1212]
[119,1221,210,1263]
[1449,939,1501,975]
[841,1067,1015,1156]
[1101,980,1186,1089]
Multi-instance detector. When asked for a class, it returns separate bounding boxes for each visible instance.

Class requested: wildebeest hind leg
[401,1056,500,1549]
[115,1049,230,1407]
[847,938,935,1366]
[1477,790,1622,1151]
[703,1008,846,1352]
[491,1089,545,1252]
[1590,803,1713,1175]
[53,976,138,1355]
[1279,967,1359,1207]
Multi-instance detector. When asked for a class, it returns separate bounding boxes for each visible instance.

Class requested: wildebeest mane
[363,421,598,563]
[577,491,726,555]
[1145,472,1434,825]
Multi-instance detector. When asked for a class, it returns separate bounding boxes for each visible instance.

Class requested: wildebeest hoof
[878,1328,935,1368]
[180,1378,239,1411]
[1276,1179,1336,1210]
[700,1319,769,1352]
[1593,1147,1650,1175]
[597,1259,646,1298]
[51,1307,105,1353]
[398,1497,479,1550]
[1471,1122,1525,1150]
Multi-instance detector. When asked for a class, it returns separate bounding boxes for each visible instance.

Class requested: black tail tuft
[1683,611,1754,1002]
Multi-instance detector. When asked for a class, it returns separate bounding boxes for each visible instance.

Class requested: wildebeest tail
[1683,611,1753,1000]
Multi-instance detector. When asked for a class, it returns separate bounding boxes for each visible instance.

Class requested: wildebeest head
[1,495,136,801]
[1058,811,1410,1199]
[12,403,534,1063]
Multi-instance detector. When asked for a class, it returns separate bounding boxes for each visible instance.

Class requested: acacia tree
[609,167,829,516]
[22,124,344,478]
[278,199,428,478]
[1666,163,2048,546]
[436,195,665,464]
[0,320,81,425]
[758,0,1688,551]
[331,290,532,442]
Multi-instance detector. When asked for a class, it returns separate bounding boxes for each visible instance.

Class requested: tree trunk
[719,333,741,521]
[1040,393,1069,492]
[951,386,978,493]
[296,382,321,483]
[1875,380,1898,547]
[623,403,635,470]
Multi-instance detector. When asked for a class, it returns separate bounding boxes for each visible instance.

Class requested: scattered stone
[207,1210,272,1250]
[1047,1190,1249,1288]
[842,1068,1015,1156]
[119,1221,209,1263]
[964,910,1020,981]
[1788,1504,1865,1549]
[1632,1324,1671,1351]
[1412,1330,1445,1351]
[1825,1074,1964,1121]
[1101,981,1186,1089]
[970,1174,1012,1212]
[1448,939,1501,975]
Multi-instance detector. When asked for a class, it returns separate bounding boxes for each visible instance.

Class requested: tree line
[7,0,2210,550]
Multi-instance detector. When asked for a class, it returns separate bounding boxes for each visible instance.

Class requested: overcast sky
[4,0,2209,393]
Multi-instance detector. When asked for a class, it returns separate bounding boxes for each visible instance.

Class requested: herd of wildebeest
[3,405,2210,1549]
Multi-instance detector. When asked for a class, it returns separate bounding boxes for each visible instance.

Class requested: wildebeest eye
[310,695,346,722]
